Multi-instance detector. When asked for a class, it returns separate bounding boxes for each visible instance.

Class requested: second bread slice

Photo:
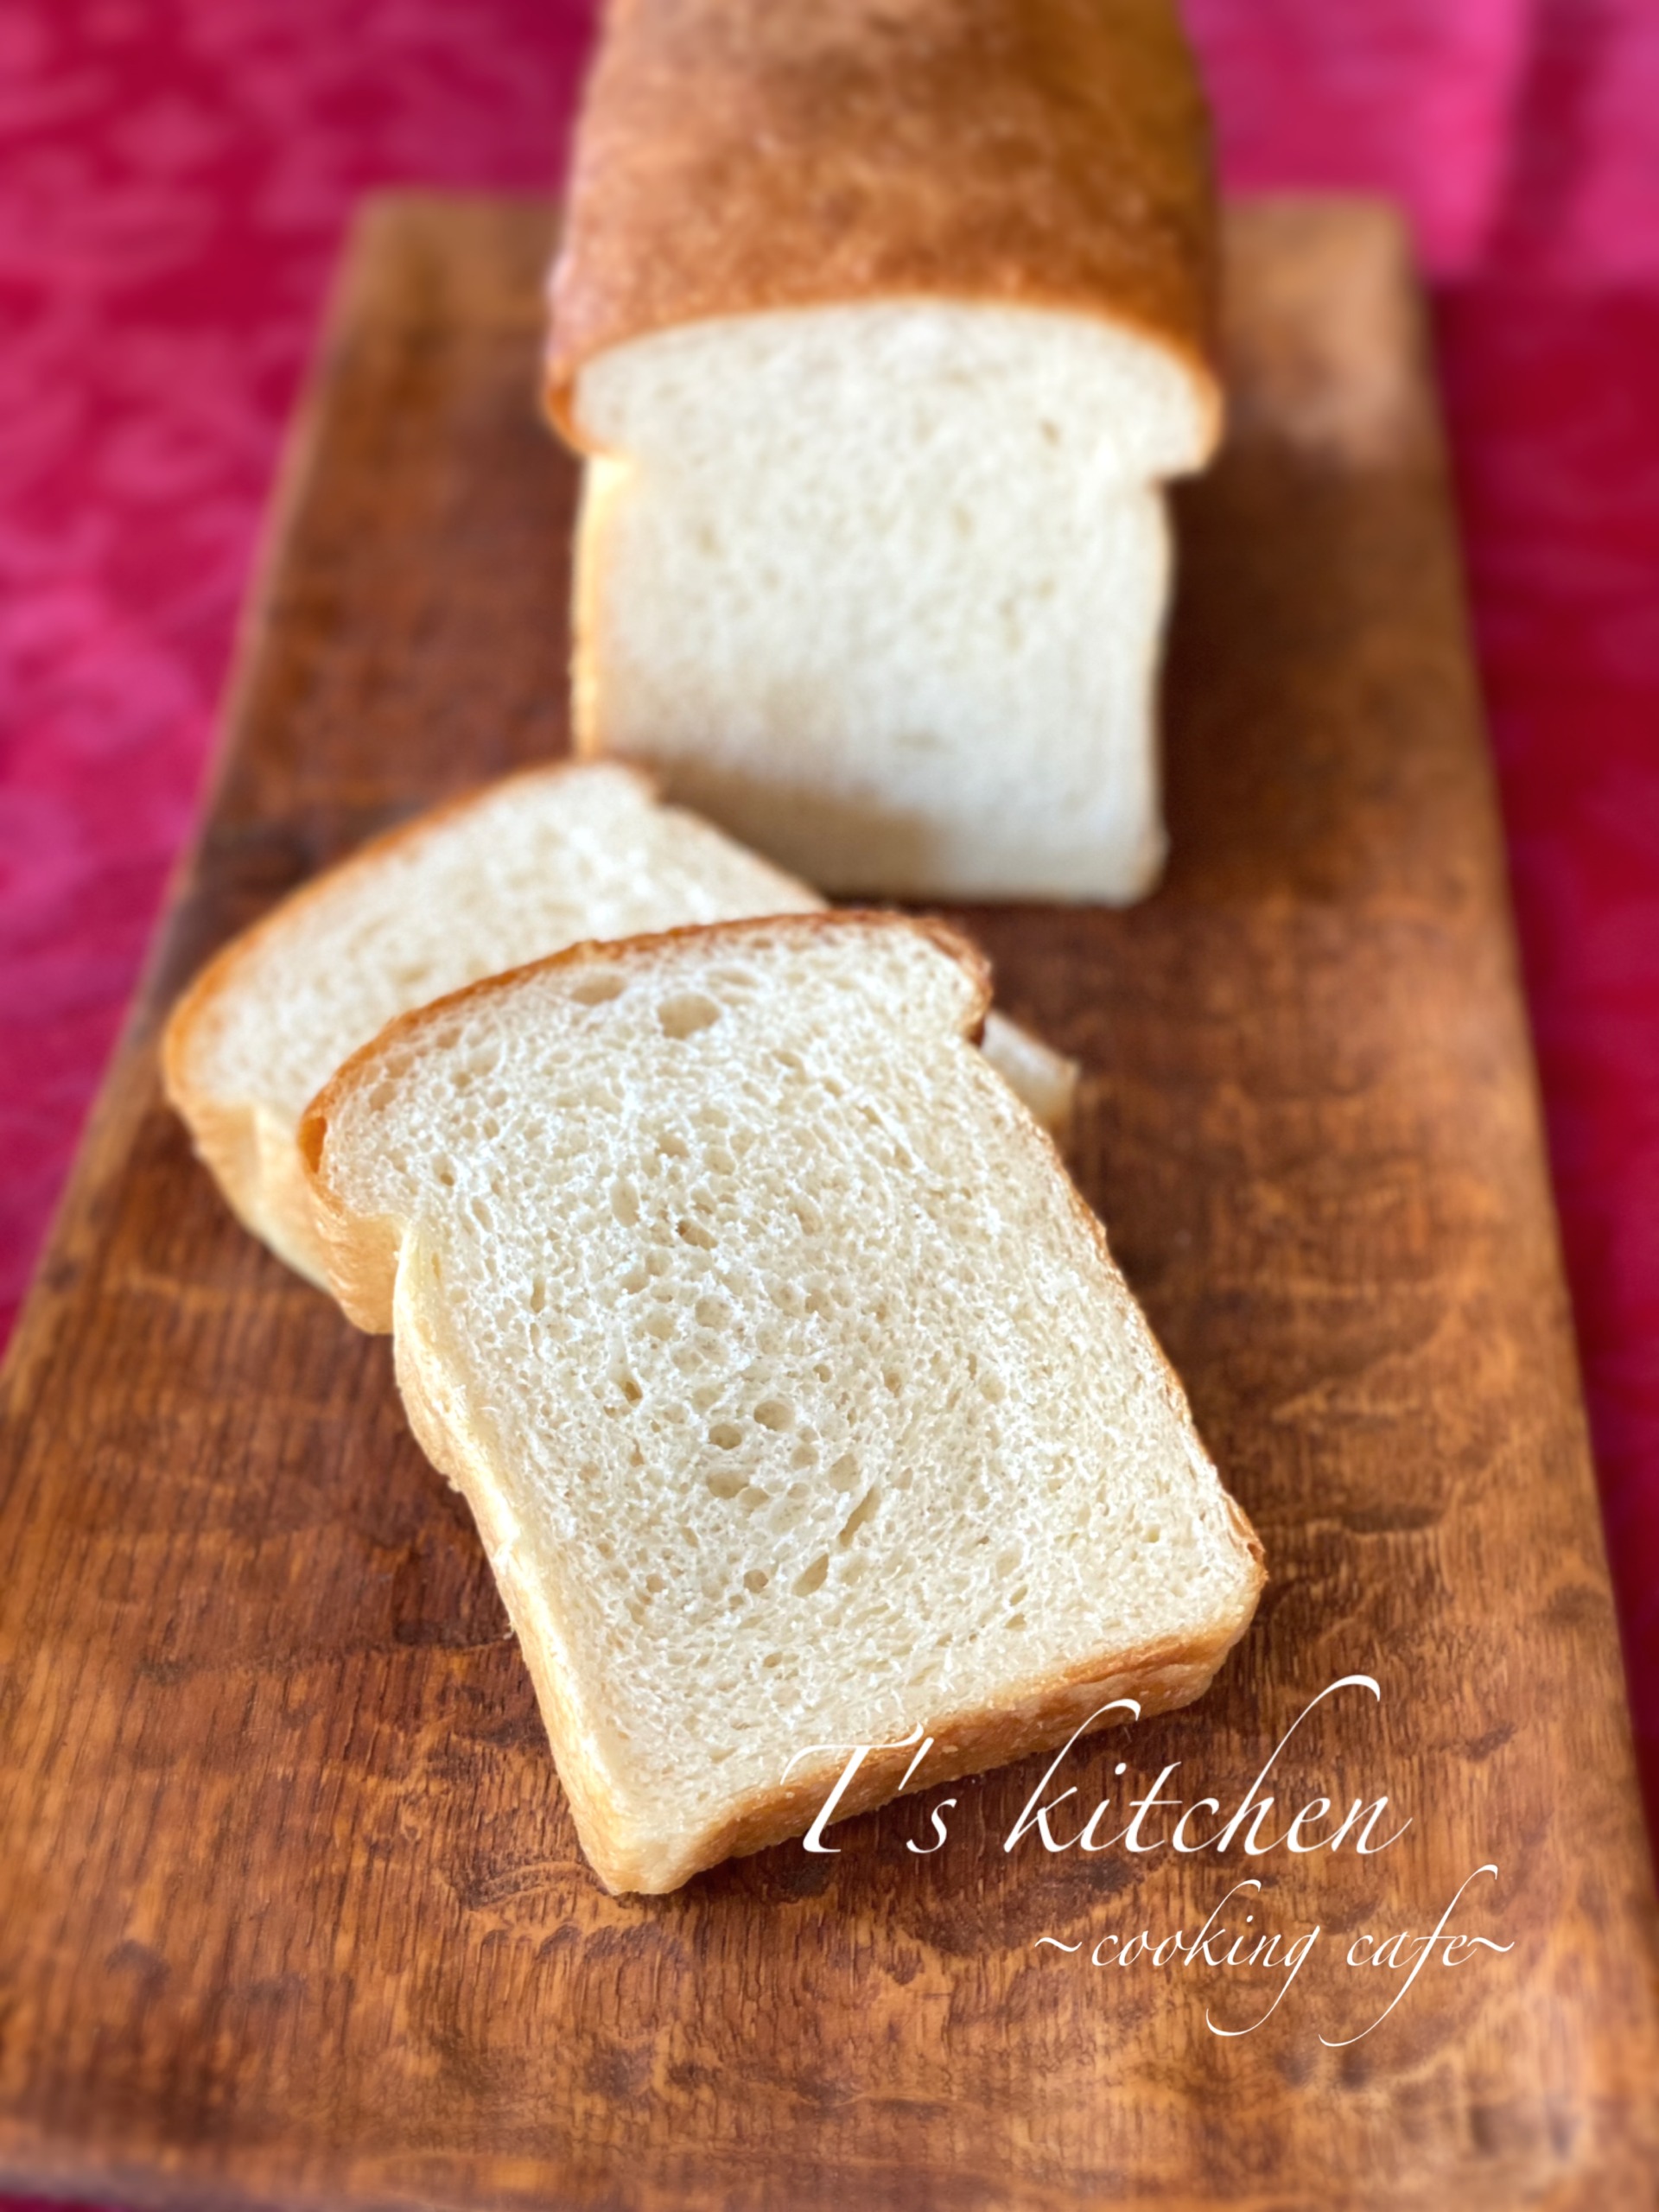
[163,760,1077,1286]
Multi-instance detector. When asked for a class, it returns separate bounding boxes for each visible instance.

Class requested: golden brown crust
[547,0,1220,435]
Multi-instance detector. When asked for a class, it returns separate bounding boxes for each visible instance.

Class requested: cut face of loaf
[161,760,1076,1286]
[569,303,1213,901]
[302,915,1263,1894]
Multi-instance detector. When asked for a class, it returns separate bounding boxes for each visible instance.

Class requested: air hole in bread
[571,971,626,1007]
[792,1553,830,1598]
[658,991,721,1039]
[837,1488,881,1547]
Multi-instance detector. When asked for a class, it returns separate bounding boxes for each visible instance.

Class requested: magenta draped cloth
[2,17,1656,2174]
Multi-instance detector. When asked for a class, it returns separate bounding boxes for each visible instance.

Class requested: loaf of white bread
[548,0,1222,901]
[162,761,1077,1287]
[302,913,1263,1893]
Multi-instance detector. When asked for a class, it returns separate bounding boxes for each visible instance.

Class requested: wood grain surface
[2,193,1656,2212]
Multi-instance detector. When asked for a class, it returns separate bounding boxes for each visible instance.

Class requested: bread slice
[548,0,1222,900]
[301,913,1263,1894]
[162,761,1077,1287]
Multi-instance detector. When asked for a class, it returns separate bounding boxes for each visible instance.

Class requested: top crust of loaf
[547,0,1221,440]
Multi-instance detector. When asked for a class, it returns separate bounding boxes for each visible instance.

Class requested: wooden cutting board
[2,193,1656,2212]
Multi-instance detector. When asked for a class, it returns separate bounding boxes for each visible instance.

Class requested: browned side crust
[547,0,1220,436]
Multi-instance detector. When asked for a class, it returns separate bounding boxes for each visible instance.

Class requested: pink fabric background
[1,15,1656,2176]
